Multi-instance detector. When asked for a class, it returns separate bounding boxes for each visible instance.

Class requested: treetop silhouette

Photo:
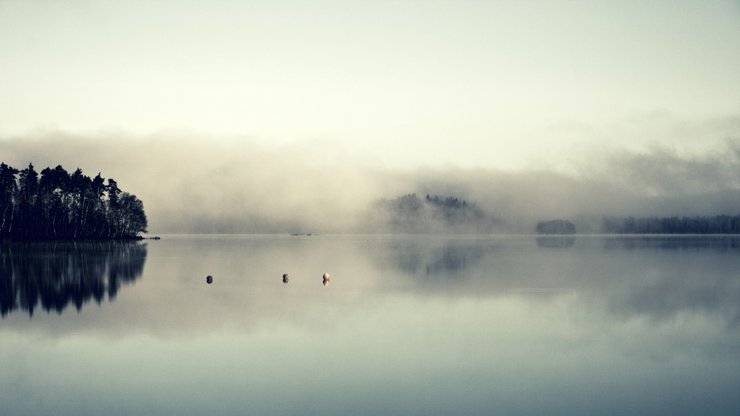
[0,162,147,240]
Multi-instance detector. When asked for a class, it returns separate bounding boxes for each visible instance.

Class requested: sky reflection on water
[1,235,739,416]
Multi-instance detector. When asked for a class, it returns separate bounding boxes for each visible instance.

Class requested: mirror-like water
[1,235,739,416]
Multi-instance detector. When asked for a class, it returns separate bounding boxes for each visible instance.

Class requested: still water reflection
[0,241,147,317]
[0,235,738,416]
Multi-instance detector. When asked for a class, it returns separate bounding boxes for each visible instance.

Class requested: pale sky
[1,0,739,170]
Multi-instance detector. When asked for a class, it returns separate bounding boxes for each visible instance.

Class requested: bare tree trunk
[7,208,14,234]
[0,205,7,234]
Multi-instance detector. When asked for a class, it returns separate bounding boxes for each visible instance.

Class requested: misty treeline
[374,192,740,235]
[536,220,576,234]
[602,215,740,234]
[373,193,499,233]
[0,163,147,240]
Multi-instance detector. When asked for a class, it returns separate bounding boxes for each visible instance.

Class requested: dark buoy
[282,273,289,284]
[206,275,213,284]
[322,272,330,287]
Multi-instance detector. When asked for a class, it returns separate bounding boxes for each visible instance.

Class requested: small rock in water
[282,273,289,283]
[322,272,331,286]
[206,275,213,284]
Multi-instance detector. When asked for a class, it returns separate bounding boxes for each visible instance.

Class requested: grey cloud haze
[2,122,739,234]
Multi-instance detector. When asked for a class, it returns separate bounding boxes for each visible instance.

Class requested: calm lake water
[1,235,739,416]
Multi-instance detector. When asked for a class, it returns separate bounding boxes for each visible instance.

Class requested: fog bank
[2,132,739,233]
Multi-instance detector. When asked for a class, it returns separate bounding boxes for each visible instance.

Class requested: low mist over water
[2,133,740,234]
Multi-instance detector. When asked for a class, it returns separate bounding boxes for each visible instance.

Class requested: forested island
[536,219,576,234]
[372,193,500,233]
[0,163,147,240]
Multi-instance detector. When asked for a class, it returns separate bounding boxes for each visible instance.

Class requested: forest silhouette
[0,163,147,239]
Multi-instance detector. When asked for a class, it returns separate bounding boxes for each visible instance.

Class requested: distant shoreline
[131,232,740,237]
[0,235,160,242]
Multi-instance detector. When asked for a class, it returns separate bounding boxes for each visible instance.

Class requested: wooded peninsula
[0,163,147,240]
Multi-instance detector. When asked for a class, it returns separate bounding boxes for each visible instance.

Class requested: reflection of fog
[0,241,147,317]
[381,239,488,277]
[5,235,738,333]
[536,236,575,248]
[1,238,738,416]
[370,236,740,325]
[602,236,740,251]
[583,237,740,325]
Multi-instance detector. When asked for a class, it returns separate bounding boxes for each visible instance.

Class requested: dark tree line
[0,162,147,239]
[425,194,469,209]
[602,215,740,234]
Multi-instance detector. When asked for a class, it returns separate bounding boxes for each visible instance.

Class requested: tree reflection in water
[0,241,147,317]
[536,236,576,248]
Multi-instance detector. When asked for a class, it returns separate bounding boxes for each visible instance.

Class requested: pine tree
[0,162,148,239]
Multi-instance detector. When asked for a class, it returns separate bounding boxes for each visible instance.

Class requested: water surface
[1,235,739,415]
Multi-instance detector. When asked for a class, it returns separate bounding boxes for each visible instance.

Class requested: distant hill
[536,219,576,234]
[372,193,500,233]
